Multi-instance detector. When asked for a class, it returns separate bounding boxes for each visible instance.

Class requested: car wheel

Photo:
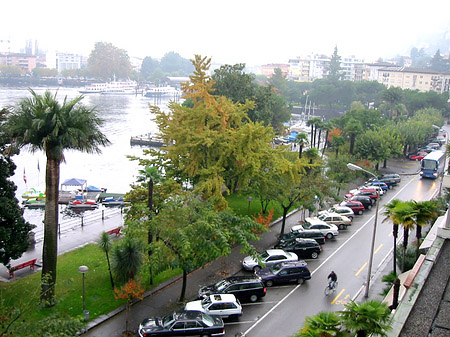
[266,280,274,287]
[367,204,372,210]
[388,185,393,189]
[311,252,318,259]
[339,224,345,230]
[249,294,259,302]
[253,265,261,272]
[348,216,353,220]
[326,233,333,239]
[297,278,305,285]
[358,210,363,215]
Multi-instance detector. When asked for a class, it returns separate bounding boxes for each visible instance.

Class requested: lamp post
[347,163,379,298]
[78,265,89,320]
[247,196,253,215]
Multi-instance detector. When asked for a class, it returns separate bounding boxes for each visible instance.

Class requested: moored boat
[144,86,181,98]
[23,198,46,208]
[130,132,165,147]
[22,188,46,200]
[67,199,98,210]
[80,80,142,95]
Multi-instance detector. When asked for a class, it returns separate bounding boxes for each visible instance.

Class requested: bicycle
[324,280,338,296]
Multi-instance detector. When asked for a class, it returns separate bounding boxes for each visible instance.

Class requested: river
[1,86,176,227]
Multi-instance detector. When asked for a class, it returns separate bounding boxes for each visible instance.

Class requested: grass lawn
[0,243,180,324]
[1,194,287,328]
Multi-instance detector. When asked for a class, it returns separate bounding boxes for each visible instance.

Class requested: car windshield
[317,214,326,220]
[162,313,176,327]
[422,159,438,170]
[269,263,283,273]
[201,313,214,327]
[303,221,312,229]
[260,251,270,259]
[201,296,212,307]
[215,279,230,291]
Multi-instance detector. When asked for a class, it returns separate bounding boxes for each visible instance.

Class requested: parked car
[426,142,440,150]
[379,173,401,184]
[138,310,225,337]
[198,276,266,303]
[348,195,374,209]
[282,238,322,259]
[409,151,428,160]
[359,184,385,196]
[339,200,365,215]
[436,135,446,145]
[242,249,298,272]
[291,218,339,239]
[320,205,354,220]
[346,188,379,200]
[255,261,311,287]
[364,181,389,192]
[317,212,352,230]
[372,177,397,189]
[185,294,242,319]
[276,229,326,247]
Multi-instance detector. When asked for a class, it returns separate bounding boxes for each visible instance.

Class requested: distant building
[378,66,442,93]
[261,63,290,77]
[0,52,36,73]
[46,52,86,72]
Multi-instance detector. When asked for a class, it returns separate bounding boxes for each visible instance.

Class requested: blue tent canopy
[86,185,102,192]
[61,178,87,187]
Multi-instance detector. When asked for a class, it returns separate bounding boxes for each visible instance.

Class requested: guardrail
[33,206,125,243]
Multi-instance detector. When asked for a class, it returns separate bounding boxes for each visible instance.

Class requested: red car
[345,188,379,200]
[409,152,428,161]
[340,200,365,215]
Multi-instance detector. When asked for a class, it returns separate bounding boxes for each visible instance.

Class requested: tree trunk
[106,252,115,289]
[40,156,60,306]
[415,225,422,259]
[299,145,303,159]
[391,278,400,310]
[179,269,188,302]
[148,179,154,285]
[279,207,289,235]
[402,227,409,271]
[349,134,355,155]
[393,224,398,275]
[322,131,329,156]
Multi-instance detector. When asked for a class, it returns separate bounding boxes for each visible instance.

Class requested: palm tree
[111,236,144,284]
[321,121,333,156]
[340,300,392,337]
[295,132,309,159]
[344,118,362,155]
[394,201,417,271]
[382,199,403,275]
[5,89,110,305]
[307,117,322,148]
[97,232,115,289]
[331,135,346,158]
[299,311,343,337]
[410,200,440,258]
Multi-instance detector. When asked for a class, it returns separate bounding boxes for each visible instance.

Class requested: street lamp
[247,196,253,215]
[78,265,89,320]
[347,163,379,298]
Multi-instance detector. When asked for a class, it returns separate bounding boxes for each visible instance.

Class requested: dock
[130,133,165,147]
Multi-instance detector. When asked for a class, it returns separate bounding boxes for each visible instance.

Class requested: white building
[46,52,86,72]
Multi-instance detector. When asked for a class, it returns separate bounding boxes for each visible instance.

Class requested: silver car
[185,294,242,319]
[242,249,298,272]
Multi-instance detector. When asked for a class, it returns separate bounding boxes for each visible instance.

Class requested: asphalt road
[225,171,440,337]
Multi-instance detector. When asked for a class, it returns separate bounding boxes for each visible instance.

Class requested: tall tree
[295,132,309,159]
[344,118,363,155]
[151,55,274,210]
[328,46,343,81]
[212,63,256,104]
[0,109,34,269]
[410,200,440,258]
[97,232,115,289]
[380,87,406,120]
[87,42,132,80]
[429,49,448,72]
[111,236,144,284]
[268,68,289,98]
[5,90,110,305]
[382,199,403,275]
[140,56,161,80]
[160,51,193,75]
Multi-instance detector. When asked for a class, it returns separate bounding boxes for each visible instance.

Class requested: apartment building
[46,52,86,72]
[341,56,365,81]
[378,66,442,92]
[0,52,37,73]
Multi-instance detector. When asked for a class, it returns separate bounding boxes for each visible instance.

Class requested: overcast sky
[2,0,449,66]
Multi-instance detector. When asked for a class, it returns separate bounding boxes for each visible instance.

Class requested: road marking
[344,294,350,299]
[355,262,367,276]
[388,232,393,237]
[374,244,383,254]
[331,289,345,304]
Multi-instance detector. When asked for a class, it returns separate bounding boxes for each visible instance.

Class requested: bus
[420,151,446,179]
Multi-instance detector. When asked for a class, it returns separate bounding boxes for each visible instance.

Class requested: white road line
[243,176,418,336]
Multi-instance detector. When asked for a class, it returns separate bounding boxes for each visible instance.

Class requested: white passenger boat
[80,80,141,95]
[144,86,181,98]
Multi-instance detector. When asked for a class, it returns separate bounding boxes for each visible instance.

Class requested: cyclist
[328,271,337,289]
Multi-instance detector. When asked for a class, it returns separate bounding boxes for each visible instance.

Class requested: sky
[1,0,450,66]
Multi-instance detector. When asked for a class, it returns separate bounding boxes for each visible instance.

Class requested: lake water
[1,87,176,227]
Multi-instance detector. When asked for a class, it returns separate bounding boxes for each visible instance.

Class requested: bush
[380,271,398,296]
[396,245,417,272]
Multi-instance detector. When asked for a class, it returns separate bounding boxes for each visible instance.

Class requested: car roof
[225,275,262,284]
[209,294,237,303]
[177,310,205,320]
[305,217,328,225]
[265,249,288,256]
[278,260,308,268]
[295,238,319,244]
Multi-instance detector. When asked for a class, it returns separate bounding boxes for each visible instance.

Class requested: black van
[198,276,266,303]
[276,229,326,246]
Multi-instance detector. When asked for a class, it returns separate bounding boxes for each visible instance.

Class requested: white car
[317,212,352,230]
[320,205,355,220]
[185,294,242,319]
[242,249,298,272]
[291,217,339,239]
